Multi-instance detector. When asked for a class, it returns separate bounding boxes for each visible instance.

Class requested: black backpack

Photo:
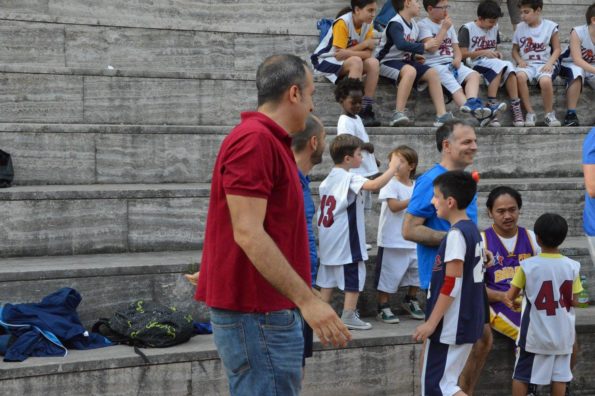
[93,300,194,353]
[0,149,14,188]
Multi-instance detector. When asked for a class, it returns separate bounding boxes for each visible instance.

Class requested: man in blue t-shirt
[584,128,595,266]
[402,119,487,395]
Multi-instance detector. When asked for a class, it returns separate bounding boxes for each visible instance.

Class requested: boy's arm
[452,43,462,68]
[386,22,431,54]
[541,31,561,72]
[511,44,527,68]
[570,30,595,74]
[486,286,513,307]
[433,18,452,49]
[506,266,525,307]
[413,259,464,341]
[387,197,409,213]
[362,153,399,191]
[335,47,373,60]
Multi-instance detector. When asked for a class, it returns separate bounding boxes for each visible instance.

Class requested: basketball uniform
[311,13,373,83]
[459,21,515,86]
[418,18,477,94]
[316,168,368,291]
[513,19,560,82]
[560,24,595,89]
[421,220,485,396]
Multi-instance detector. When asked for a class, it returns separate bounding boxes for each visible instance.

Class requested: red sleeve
[221,132,275,199]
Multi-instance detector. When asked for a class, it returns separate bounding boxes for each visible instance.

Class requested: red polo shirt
[196,112,311,312]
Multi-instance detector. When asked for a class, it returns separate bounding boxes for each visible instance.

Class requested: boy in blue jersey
[413,170,486,396]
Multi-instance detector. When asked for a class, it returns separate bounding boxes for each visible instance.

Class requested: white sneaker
[545,112,561,127]
[525,112,537,127]
[342,310,373,330]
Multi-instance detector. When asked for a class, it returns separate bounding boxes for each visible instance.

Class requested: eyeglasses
[433,5,451,9]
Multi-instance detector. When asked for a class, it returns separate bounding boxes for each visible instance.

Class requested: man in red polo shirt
[196,54,351,396]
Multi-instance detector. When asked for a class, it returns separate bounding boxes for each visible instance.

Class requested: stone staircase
[0,0,593,394]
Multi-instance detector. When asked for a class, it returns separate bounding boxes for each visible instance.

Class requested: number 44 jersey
[514,254,582,355]
[317,168,368,266]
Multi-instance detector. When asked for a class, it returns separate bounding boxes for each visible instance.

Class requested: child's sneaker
[402,299,425,320]
[479,102,507,127]
[563,112,579,126]
[527,383,539,396]
[544,112,561,127]
[524,112,537,127]
[376,304,400,324]
[389,110,411,126]
[359,106,381,127]
[433,111,454,127]
[511,101,524,127]
[461,98,491,119]
[341,310,372,330]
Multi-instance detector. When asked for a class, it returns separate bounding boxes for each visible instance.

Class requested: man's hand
[499,291,513,309]
[413,322,436,342]
[483,249,494,268]
[300,296,352,347]
[185,271,199,285]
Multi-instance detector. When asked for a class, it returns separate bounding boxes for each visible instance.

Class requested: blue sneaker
[461,98,491,119]
[479,102,507,127]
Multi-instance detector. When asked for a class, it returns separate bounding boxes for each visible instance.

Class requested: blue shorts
[379,59,431,86]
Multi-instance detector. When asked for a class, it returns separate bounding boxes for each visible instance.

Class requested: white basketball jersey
[518,255,580,355]
[337,115,379,177]
[376,14,420,62]
[561,25,595,65]
[313,12,372,60]
[318,168,368,265]
[377,179,415,249]
[418,18,458,66]
[463,21,499,58]
[513,19,558,64]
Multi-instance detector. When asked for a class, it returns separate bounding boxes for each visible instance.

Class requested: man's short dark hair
[586,3,595,25]
[291,115,323,152]
[435,119,474,152]
[478,0,504,18]
[334,77,364,103]
[433,171,477,210]
[330,134,363,164]
[392,0,406,12]
[534,213,568,248]
[519,0,543,11]
[423,0,440,11]
[256,54,308,106]
[486,186,523,210]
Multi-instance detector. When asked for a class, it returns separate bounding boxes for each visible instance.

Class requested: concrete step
[0,69,592,126]
[0,183,208,258]
[0,250,206,326]
[0,0,583,40]
[0,123,588,185]
[1,308,594,395]
[0,178,586,257]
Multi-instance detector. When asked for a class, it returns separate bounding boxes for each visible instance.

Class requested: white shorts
[421,340,473,395]
[587,235,595,267]
[513,349,573,385]
[560,62,595,90]
[374,247,419,293]
[430,63,477,94]
[470,58,516,87]
[516,63,559,84]
[316,261,366,292]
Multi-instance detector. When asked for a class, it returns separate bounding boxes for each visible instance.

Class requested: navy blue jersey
[427,220,485,344]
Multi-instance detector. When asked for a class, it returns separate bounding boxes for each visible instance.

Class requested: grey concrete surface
[1,309,594,395]
[0,126,588,185]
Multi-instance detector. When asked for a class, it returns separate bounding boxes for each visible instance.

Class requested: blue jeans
[210,308,304,396]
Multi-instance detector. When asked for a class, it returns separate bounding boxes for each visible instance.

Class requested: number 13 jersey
[317,167,368,265]
[512,253,582,354]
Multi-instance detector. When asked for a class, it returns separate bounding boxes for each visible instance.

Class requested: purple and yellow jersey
[483,226,536,339]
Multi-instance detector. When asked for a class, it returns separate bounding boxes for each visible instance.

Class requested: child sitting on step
[311,0,381,126]
[458,0,524,127]
[512,0,562,127]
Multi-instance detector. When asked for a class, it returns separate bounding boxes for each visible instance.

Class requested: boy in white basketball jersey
[375,145,424,324]
[459,0,524,127]
[506,213,583,396]
[512,0,562,127]
[317,134,399,330]
[418,0,505,123]
[559,3,595,127]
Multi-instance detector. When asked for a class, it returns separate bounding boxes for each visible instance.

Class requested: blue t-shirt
[299,170,318,285]
[584,128,595,236]
[407,164,478,289]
